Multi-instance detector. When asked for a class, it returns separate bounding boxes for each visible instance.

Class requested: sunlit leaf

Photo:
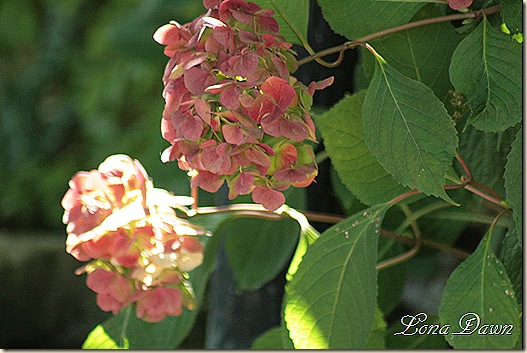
[450,18,522,132]
[362,53,458,202]
[439,228,521,349]
[251,326,294,349]
[284,203,390,349]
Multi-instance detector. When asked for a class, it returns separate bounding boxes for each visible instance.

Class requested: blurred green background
[0,0,207,348]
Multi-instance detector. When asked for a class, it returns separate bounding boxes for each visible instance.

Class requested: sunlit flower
[62,154,206,322]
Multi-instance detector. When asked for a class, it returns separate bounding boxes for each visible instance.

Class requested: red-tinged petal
[234,173,254,195]
[82,235,114,260]
[219,84,241,110]
[161,145,181,163]
[184,67,216,95]
[258,143,275,156]
[270,55,289,81]
[274,168,305,183]
[261,76,295,109]
[256,11,279,33]
[448,0,473,10]
[135,287,183,322]
[153,23,182,45]
[180,236,205,253]
[112,235,140,268]
[194,99,211,125]
[96,293,124,315]
[216,142,231,157]
[238,30,259,44]
[247,95,275,122]
[181,116,204,141]
[191,170,225,193]
[87,269,115,294]
[183,52,209,71]
[222,124,244,144]
[292,169,317,187]
[274,143,297,169]
[280,119,309,142]
[252,187,285,211]
[245,146,271,168]
[203,0,222,9]
[230,52,259,78]
[308,76,334,95]
[213,26,237,52]
[261,33,275,47]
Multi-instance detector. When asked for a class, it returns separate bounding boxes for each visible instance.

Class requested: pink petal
[222,124,244,144]
[184,67,216,96]
[234,173,254,195]
[252,187,285,211]
[448,0,473,10]
[219,84,241,110]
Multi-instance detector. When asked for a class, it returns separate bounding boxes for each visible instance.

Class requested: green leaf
[315,91,410,205]
[377,237,407,315]
[252,0,309,45]
[499,0,523,34]
[317,0,424,40]
[251,326,294,349]
[449,18,522,132]
[504,127,522,239]
[82,230,223,349]
[224,217,299,291]
[459,125,518,197]
[361,5,461,102]
[362,55,458,202]
[439,228,521,349]
[284,203,390,349]
[365,307,387,349]
[498,222,522,303]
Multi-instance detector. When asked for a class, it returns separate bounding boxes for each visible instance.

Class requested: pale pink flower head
[62,155,151,260]
[135,287,184,322]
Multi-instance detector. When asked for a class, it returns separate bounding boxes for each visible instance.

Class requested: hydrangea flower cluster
[154,0,333,211]
[61,154,206,322]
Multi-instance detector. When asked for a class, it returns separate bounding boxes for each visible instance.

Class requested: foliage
[57,0,521,349]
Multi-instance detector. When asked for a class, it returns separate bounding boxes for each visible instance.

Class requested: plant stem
[463,184,507,208]
[298,5,501,67]
[193,203,470,259]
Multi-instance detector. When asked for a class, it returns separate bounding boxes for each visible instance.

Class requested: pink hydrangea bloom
[153,0,332,211]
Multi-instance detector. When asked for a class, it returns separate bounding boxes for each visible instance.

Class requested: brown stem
[194,204,470,259]
[298,5,501,67]
[463,184,507,208]
[390,189,421,206]
[456,151,473,181]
